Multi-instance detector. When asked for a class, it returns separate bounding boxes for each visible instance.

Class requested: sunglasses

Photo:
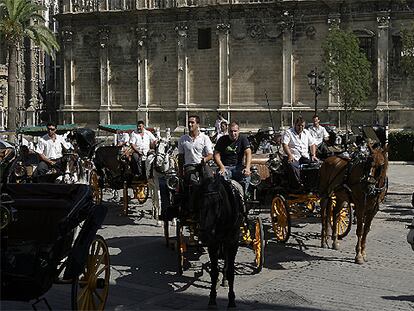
[47,128,56,131]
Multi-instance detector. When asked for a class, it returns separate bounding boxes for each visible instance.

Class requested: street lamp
[307,67,325,114]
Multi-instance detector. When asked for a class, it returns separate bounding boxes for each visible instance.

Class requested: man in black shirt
[214,121,252,195]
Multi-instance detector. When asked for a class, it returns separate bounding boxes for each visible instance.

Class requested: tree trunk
[7,44,18,132]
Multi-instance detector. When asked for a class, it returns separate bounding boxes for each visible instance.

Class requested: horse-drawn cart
[90,124,150,214]
[1,183,110,310]
[165,163,266,275]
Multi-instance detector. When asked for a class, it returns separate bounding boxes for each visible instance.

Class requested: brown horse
[319,144,388,264]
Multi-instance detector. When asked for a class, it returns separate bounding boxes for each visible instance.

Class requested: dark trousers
[182,165,201,216]
[131,152,144,177]
[34,158,63,176]
[285,156,311,189]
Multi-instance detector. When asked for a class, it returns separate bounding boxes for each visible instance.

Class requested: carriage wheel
[135,184,149,204]
[252,217,265,273]
[89,170,102,204]
[71,235,110,311]
[270,195,291,243]
[176,219,185,275]
[164,220,170,247]
[331,200,352,240]
[123,183,129,215]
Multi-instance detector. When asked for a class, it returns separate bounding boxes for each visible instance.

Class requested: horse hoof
[221,279,229,288]
[355,256,364,265]
[332,242,340,250]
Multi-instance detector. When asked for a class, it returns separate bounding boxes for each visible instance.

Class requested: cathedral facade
[56,0,414,130]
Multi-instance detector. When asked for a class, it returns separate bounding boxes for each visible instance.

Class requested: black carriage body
[0,183,107,301]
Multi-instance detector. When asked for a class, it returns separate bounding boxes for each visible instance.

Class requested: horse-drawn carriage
[89,124,151,214]
[164,161,266,275]
[5,124,82,184]
[0,183,110,310]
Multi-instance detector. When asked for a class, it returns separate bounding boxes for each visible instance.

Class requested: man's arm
[214,151,226,174]
[282,143,294,162]
[243,147,252,176]
[310,144,318,161]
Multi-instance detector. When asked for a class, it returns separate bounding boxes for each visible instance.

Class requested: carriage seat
[251,154,270,180]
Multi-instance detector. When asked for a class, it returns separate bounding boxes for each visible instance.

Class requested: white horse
[145,138,176,222]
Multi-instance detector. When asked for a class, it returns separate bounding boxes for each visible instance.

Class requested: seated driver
[178,115,213,216]
[282,116,318,189]
[34,122,73,178]
[214,121,252,196]
[129,121,157,177]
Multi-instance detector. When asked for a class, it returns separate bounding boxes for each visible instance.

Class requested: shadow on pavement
[382,295,414,302]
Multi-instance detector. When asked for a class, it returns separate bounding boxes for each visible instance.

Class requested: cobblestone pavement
[2,164,414,311]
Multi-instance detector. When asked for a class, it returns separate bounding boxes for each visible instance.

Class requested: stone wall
[56,0,414,130]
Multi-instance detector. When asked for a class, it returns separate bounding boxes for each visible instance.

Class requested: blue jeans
[225,165,250,195]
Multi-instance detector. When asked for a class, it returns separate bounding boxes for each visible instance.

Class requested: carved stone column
[217,23,231,112]
[61,28,74,124]
[176,24,188,125]
[376,12,390,108]
[327,13,341,109]
[99,26,111,125]
[280,14,294,109]
[136,27,149,124]
[176,24,188,107]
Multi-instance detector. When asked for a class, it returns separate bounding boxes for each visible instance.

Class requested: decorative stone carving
[248,24,265,39]
[377,13,390,28]
[216,23,231,34]
[136,27,148,47]
[72,0,96,12]
[62,28,73,43]
[305,26,316,38]
[99,27,110,49]
[175,24,188,37]
[278,10,294,33]
[327,13,341,29]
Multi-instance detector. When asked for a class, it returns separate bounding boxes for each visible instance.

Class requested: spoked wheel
[331,200,352,240]
[134,184,149,204]
[252,217,265,273]
[71,235,110,311]
[270,195,291,243]
[89,170,102,204]
[176,219,185,275]
[123,182,129,216]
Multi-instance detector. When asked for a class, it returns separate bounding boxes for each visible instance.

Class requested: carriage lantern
[249,166,261,187]
[307,67,326,114]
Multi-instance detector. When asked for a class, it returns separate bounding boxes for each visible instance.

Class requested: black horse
[198,164,243,308]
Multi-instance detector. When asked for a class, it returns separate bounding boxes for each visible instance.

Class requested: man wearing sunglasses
[34,122,73,178]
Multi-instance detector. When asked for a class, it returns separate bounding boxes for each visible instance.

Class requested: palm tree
[0,0,59,131]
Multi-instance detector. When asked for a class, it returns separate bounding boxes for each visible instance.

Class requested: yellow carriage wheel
[89,170,102,205]
[176,219,185,275]
[329,196,352,240]
[71,235,110,311]
[253,217,265,273]
[270,195,291,243]
[134,184,149,204]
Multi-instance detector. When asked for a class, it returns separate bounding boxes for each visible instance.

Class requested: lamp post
[307,67,325,114]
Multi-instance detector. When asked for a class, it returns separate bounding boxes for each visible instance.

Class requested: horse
[145,138,176,221]
[198,163,243,308]
[319,143,388,264]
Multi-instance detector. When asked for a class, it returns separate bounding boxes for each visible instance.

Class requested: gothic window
[198,28,211,50]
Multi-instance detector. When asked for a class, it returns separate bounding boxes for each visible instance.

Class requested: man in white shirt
[130,120,157,177]
[282,116,318,188]
[215,120,229,142]
[178,115,213,215]
[116,132,130,147]
[35,122,73,177]
[214,113,228,136]
[308,115,330,157]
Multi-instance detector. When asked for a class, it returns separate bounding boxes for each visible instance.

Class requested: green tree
[322,26,372,140]
[0,0,59,131]
[401,22,414,77]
